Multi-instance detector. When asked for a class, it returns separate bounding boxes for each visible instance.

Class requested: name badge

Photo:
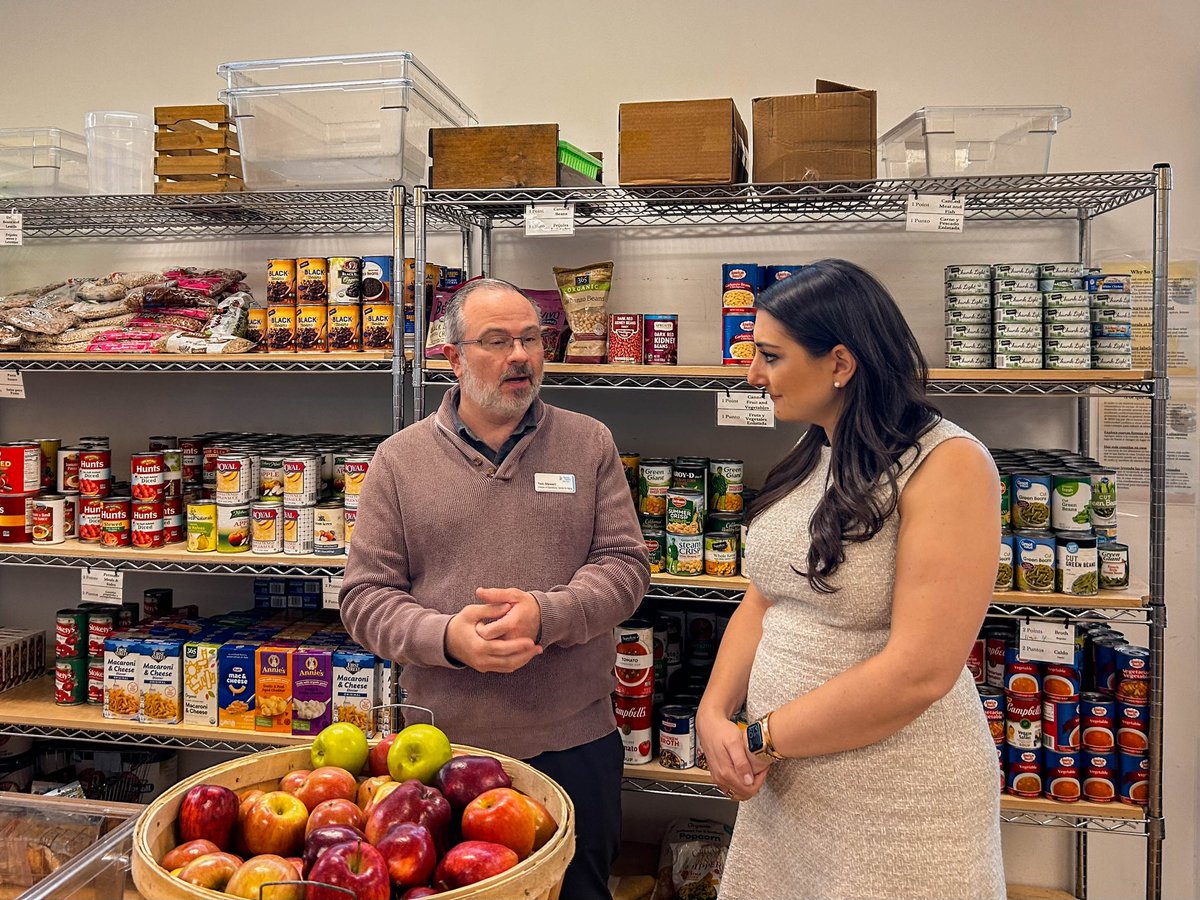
[535,473,576,494]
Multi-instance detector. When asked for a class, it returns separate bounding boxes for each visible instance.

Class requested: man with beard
[340,278,650,899]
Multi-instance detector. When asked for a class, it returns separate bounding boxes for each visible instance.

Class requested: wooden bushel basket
[131,744,574,900]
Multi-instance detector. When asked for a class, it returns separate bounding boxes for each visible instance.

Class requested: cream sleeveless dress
[719,418,1005,900]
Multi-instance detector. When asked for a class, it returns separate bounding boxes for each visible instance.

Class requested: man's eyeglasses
[457,334,544,355]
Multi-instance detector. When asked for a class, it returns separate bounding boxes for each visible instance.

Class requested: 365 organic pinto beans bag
[554,261,614,363]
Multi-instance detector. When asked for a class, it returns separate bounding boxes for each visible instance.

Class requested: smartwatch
[747,711,786,761]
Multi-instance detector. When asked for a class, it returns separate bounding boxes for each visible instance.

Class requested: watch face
[746,721,765,754]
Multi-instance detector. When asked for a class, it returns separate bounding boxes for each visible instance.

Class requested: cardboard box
[138,638,183,725]
[183,639,221,727]
[103,636,141,721]
[333,647,378,738]
[619,99,747,186]
[752,81,877,183]
[218,641,258,730]
[430,124,602,189]
[255,645,294,733]
[291,645,334,737]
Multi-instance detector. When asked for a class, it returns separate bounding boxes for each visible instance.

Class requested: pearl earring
[833,381,842,389]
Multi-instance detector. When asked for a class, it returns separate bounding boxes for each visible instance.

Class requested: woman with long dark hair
[697,259,1005,899]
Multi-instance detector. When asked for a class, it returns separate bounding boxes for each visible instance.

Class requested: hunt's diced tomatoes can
[78,449,112,498]
[79,497,104,544]
[130,452,165,502]
[131,501,164,549]
[1044,749,1081,802]
[163,496,185,545]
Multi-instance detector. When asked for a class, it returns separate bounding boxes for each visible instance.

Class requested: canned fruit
[217,504,250,553]
[186,502,218,552]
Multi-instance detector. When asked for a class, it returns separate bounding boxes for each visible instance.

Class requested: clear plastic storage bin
[216,52,477,190]
[879,106,1071,178]
[0,128,89,197]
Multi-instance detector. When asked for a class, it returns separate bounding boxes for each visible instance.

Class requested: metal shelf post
[392,185,407,433]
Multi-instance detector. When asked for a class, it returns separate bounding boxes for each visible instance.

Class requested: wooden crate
[153,104,244,194]
[430,123,603,189]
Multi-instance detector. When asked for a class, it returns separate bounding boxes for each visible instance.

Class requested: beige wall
[1,1,1197,897]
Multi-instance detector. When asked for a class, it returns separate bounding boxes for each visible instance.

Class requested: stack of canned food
[721,263,803,365]
[974,619,1150,806]
[992,448,1126,597]
[945,262,1134,370]
[623,454,748,578]
[53,601,142,706]
[0,438,82,546]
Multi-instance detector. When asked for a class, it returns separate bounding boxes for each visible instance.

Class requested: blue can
[1003,642,1041,695]
[1044,749,1082,802]
[658,705,696,770]
[763,265,803,285]
[1115,645,1151,705]
[1042,698,1080,751]
[361,255,393,306]
[1084,752,1118,802]
[1118,752,1149,806]
[1014,531,1056,593]
[1093,635,1129,694]
[1011,473,1052,531]
[722,264,759,308]
[1006,745,1041,767]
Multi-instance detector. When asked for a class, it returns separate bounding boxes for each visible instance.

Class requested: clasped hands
[446,587,543,674]
[697,712,773,802]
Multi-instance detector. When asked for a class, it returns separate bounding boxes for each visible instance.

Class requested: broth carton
[291,645,334,736]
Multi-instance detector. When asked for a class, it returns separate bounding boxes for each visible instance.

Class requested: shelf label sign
[905,194,965,233]
[1019,620,1074,664]
[0,370,24,399]
[524,203,575,236]
[322,575,344,610]
[81,568,124,605]
[0,213,22,246]
[717,392,775,428]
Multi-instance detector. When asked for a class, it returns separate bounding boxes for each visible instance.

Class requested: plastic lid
[85,111,153,130]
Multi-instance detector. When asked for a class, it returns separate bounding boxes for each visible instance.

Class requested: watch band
[760,711,787,761]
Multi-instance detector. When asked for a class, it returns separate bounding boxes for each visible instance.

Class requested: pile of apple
[160,722,557,899]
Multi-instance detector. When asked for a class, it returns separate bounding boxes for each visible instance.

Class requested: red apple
[285,857,304,878]
[241,791,309,857]
[176,852,242,891]
[375,822,436,888]
[369,735,396,777]
[306,798,366,837]
[357,775,393,811]
[179,783,239,850]
[302,824,366,877]
[161,838,221,870]
[461,787,537,860]
[234,788,266,857]
[434,840,519,890]
[294,766,358,812]
[362,779,401,818]
[400,889,439,899]
[307,840,390,900]
[279,769,311,794]
[225,854,303,900]
[524,795,558,852]
[364,779,451,852]
[434,755,512,812]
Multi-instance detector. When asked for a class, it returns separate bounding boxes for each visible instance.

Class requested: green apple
[311,722,370,774]
[387,724,453,785]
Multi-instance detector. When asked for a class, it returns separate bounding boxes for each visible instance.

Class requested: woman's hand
[697,709,771,801]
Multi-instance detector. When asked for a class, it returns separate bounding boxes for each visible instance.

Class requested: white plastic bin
[85,111,154,194]
[0,128,89,196]
[216,52,477,190]
[879,106,1071,178]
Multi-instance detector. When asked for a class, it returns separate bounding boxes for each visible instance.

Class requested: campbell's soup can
[78,497,103,543]
[614,620,654,698]
[283,505,315,555]
[659,705,696,770]
[1116,646,1150,704]
[54,658,86,705]
[130,452,165,503]
[344,506,357,546]
[1044,749,1082,802]
[1042,698,1080,751]
[1006,755,1042,797]
[984,626,1009,688]
[314,501,345,556]
[57,447,82,493]
[217,503,250,553]
[1117,703,1149,755]
[100,496,131,547]
[342,457,370,508]
[77,448,111,498]
[86,657,104,705]
[0,442,41,494]
[967,638,985,684]
[284,456,321,506]
[978,685,1004,745]
[1004,644,1041,695]
[251,501,283,554]
[613,693,652,764]
[1006,691,1042,749]
[1081,691,1117,753]
[31,494,66,544]
[55,609,85,658]
[163,496,184,544]
[1084,752,1118,802]
[1092,635,1129,695]
[186,501,218,552]
[1119,752,1149,806]
[1042,663,1081,700]
[130,500,164,549]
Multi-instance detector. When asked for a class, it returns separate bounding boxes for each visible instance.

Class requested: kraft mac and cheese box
[103,635,141,721]
[255,645,294,733]
[332,647,378,738]
[291,645,334,736]
[218,642,259,730]
[183,639,222,727]
[138,638,183,725]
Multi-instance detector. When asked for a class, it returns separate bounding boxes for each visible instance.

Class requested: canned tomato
[665,491,703,536]
[342,457,370,508]
[638,458,672,518]
[1043,698,1080,751]
[1011,473,1051,531]
[1044,749,1081,802]
[659,705,696,769]
[614,620,654,698]
[328,303,363,351]
[1119,752,1149,805]
[55,658,86,706]
[978,685,1004,745]
[328,257,362,304]
[1004,643,1041,696]
[100,496,130,547]
[1081,692,1117,752]
[295,304,328,351]
[55,609,85,658]
[1051,471,1093,532]
[1056,534,1098,596]
[31,494,66,544]
[722,308,757,366]
[314,501,345,555]
[643,526,665,574]
[78,435,109,449]
[996,532,1014,591]
[130,452,165,502]
[1099,542,1129,590]
[1006,756,1042,798]
[1015,531,1056,593]
[215,455,254,505]
[361,302,392,350]
[217,503,250,553]
[1042,663,1081,700]
[87,656,104,705]
[0,442,40,495]
[266,258,297,303]
[297,257,329,304]
[665,532,703,576]
[1084,752,1118,802]
[1116,703,1148,754]
[251,501,283,554]
[704,532,738,578]
[708,459,743,513]
[614,693,652,765]
[644,314,678,365]
[245,307,268,349]
[344,506,357,546]
[130,500,163,549]
[283,505,315,555]
[284,456,321,506]
[984,627,1009,689]
[186,501,218,552]
[608,314,644,365]
[78,448,112,498]
[266,305,297,352]
[57,446,81,493]
[86,611,114,658]
[1116,646,1150,704]
[77,497,103,543]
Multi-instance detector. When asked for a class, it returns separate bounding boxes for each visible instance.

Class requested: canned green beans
[1090,468,1118,527]
[997,532,1015,591]
[1052,472,1093,531]
[1015,532,1056,593]
[1012,473,1052,531]
[1099,542,1129,590]
[1057,533,1099,596]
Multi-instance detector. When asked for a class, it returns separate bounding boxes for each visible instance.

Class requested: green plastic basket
[557,140,602,180]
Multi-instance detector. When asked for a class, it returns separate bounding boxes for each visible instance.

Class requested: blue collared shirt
[450,391,538,466]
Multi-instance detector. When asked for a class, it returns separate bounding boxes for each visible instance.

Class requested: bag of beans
[554,261,614,364]
[527,289,567,362]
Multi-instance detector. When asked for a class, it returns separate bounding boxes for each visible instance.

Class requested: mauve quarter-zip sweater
[339,389,650,759]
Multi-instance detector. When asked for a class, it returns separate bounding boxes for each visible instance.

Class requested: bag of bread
[554,261,613,364]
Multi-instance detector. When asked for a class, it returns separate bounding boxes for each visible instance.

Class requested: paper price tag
[524,203,575,236]
[1,213,23,246]
[717,392,775,428]
[905,194,965,233]
[1018,620,1075,664]
[0,371,24,399]
[322,575,344,610]
[81,568,124,605]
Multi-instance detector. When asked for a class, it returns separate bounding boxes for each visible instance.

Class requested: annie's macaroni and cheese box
[138,638,183,725]
[183,639,222,727]
[255,645,294,733]
[218,642,259,730]
[332,647,378,738]
[291,645,334,736]
[103,635,141,720]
